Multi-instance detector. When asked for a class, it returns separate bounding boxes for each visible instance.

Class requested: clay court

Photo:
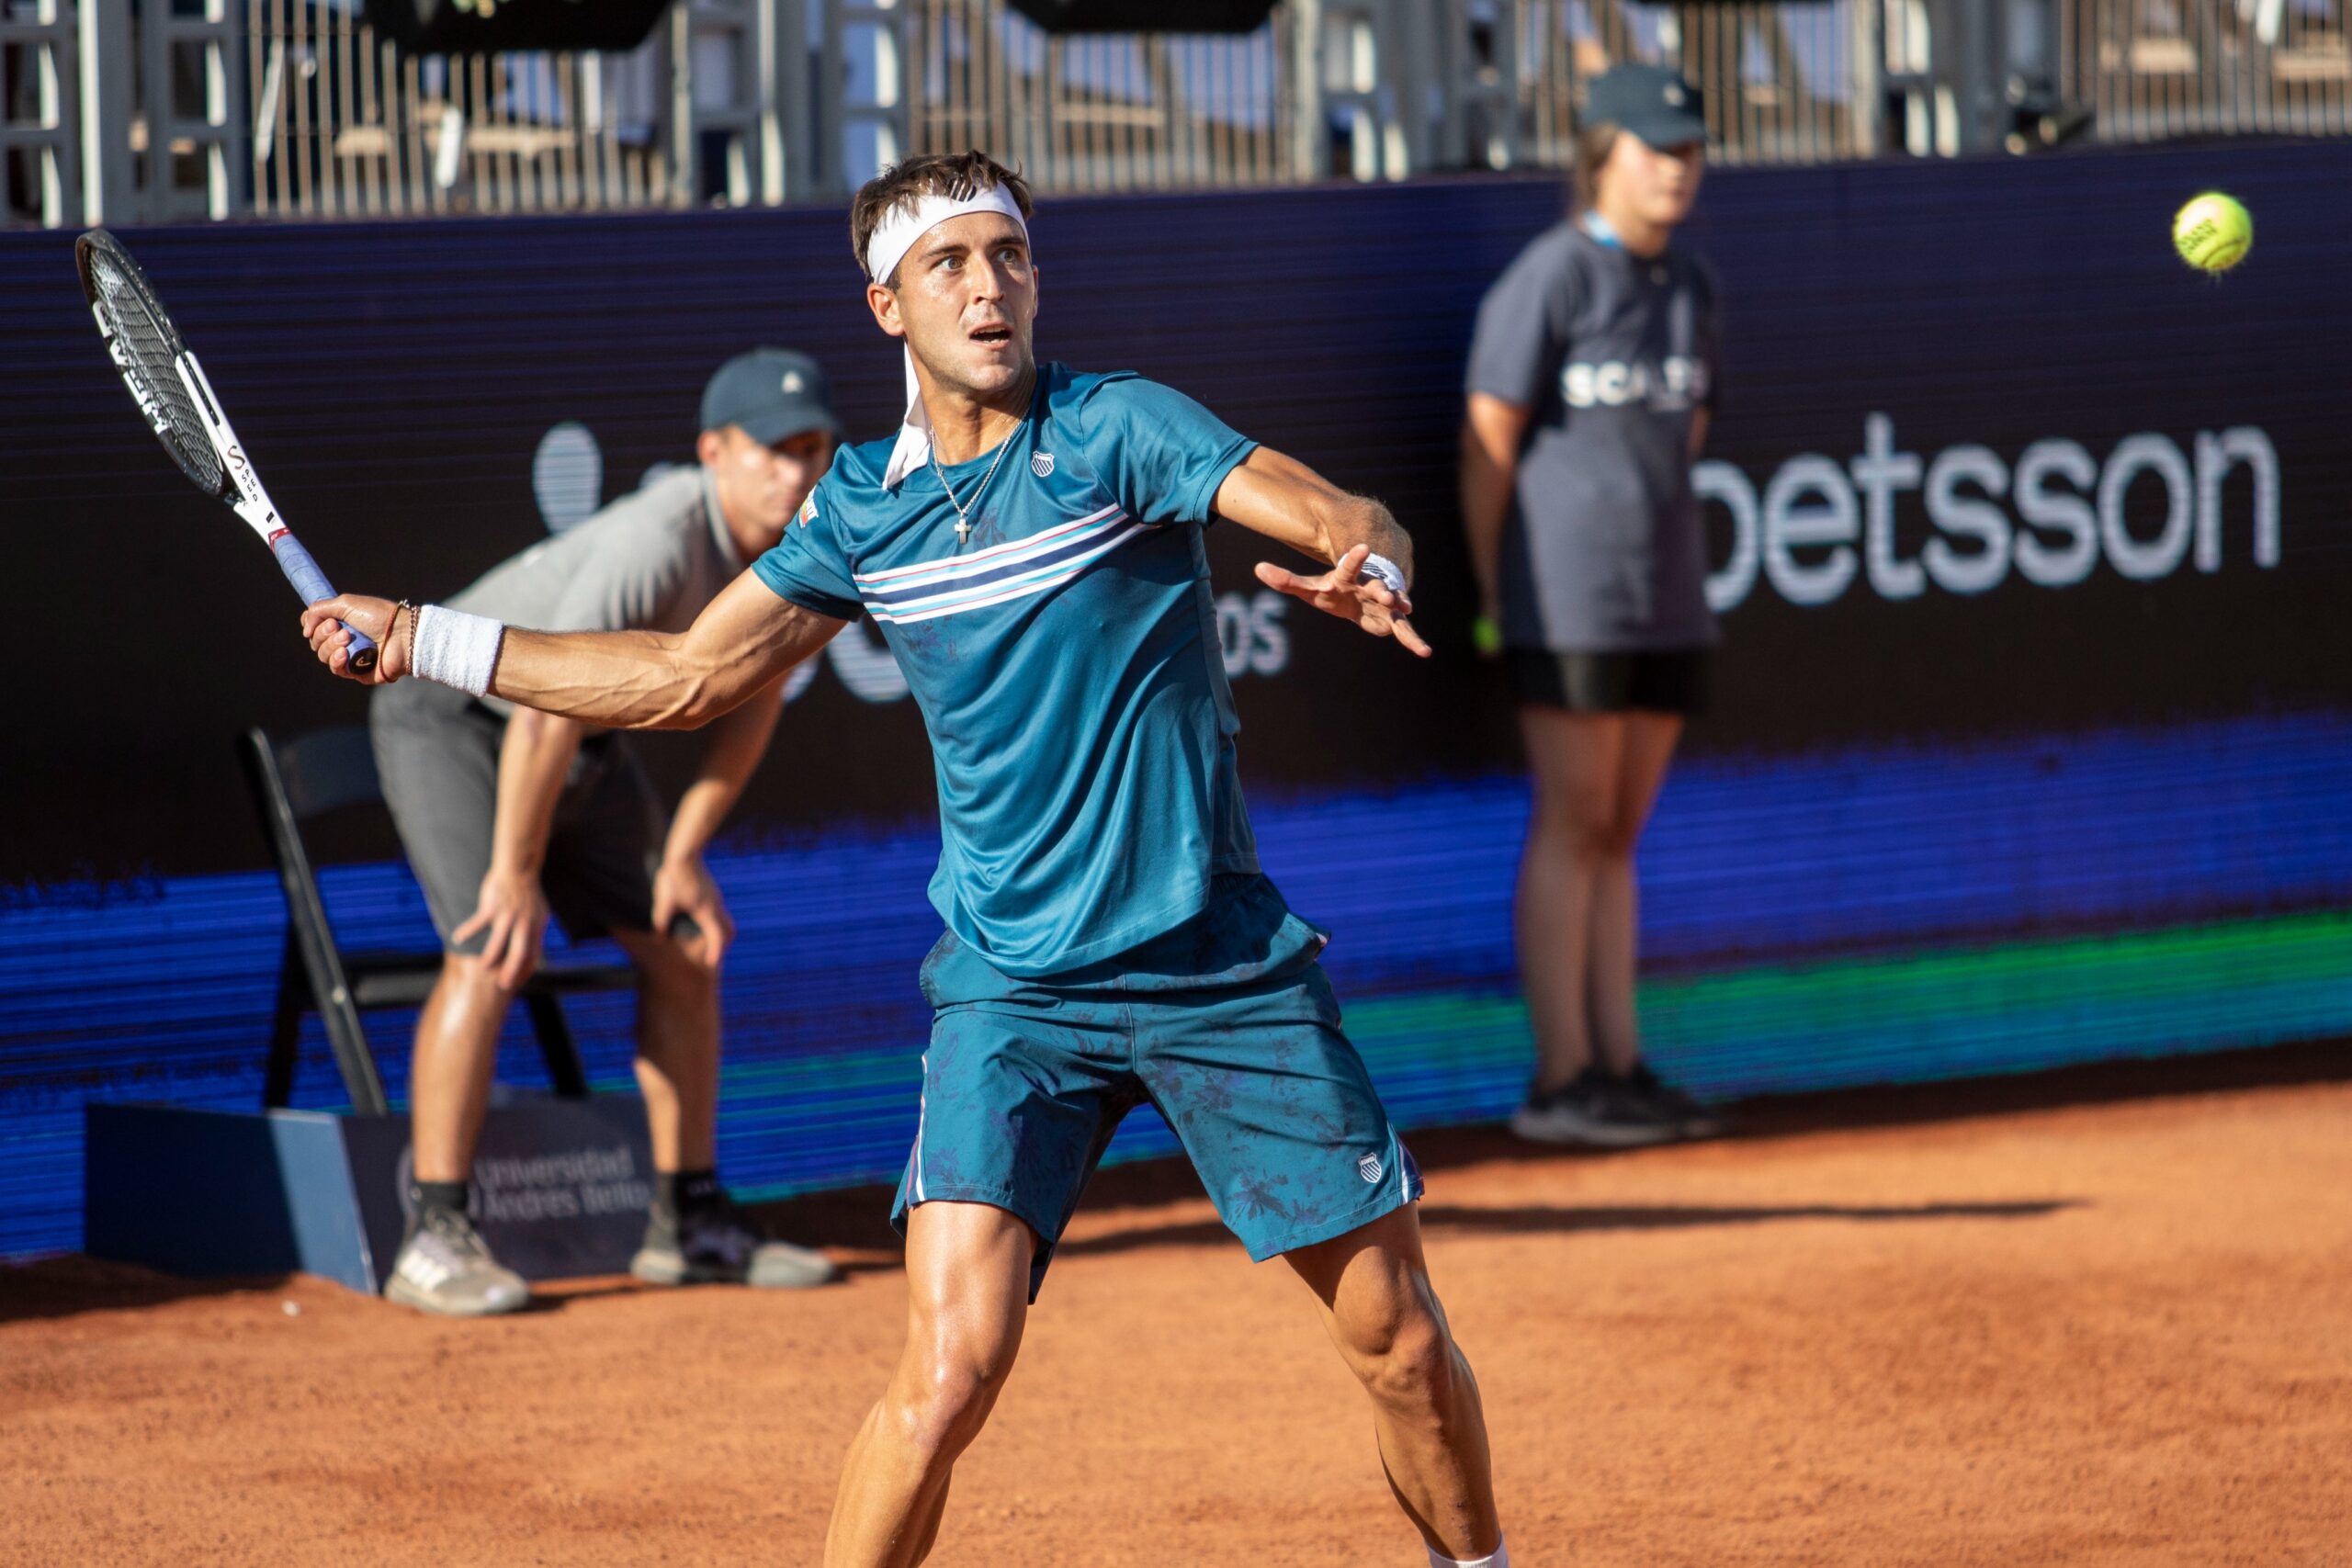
[6,1050,2346,1567]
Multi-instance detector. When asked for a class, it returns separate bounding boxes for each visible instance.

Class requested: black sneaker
[630,1194,839,1290]
[1617,1061,1725,1140]
[1508,1066,1680,1148]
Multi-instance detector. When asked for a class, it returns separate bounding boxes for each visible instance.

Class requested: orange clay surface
[6,1051,2349,1567]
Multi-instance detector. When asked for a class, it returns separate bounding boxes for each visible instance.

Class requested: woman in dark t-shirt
[1459,62,1724,1149]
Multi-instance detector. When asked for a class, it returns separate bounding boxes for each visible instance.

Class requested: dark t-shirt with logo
[1466,219,1723,652]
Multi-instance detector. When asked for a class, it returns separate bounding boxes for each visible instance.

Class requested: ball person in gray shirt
[1460,65,1726,1149]
[370,350,844,1314]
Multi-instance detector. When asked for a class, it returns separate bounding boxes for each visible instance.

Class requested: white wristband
[410,604,505,697]
[1358,552,1408,596]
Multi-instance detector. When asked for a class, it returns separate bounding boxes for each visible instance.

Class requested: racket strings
[89,256,224,494]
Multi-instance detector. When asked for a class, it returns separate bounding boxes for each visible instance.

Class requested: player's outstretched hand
[1253,544,1432,659]
[300,595,408,683]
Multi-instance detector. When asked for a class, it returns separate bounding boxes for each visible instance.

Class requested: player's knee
[895,1348,1012,1457]
[1342,1299,1458,1421]
[1371,1319,1458,1420]
[638,942,717,1000]
[440,951,518,1001]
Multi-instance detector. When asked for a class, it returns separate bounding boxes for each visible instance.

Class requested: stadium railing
[7,2,2348,230]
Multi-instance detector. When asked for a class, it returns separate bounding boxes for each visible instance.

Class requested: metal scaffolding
[9,0,2346,228]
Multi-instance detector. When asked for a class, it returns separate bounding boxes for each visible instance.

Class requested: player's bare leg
[384,954,530,1315]
[1584,712,1681,1075]
[825,1201,1034,1568]
[1514,708,1627,1090]
[1287,1205,1501,1561]
[408,953,514,1181]
[612,929,720,1172]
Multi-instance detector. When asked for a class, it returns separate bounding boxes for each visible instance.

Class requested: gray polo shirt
[447,465,744,718]
[1465,219,1723,652]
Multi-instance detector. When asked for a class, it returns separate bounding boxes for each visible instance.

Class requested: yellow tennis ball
[2173,192,2252,274]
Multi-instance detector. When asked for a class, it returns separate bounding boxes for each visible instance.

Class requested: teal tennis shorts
[891,874,1422,1298]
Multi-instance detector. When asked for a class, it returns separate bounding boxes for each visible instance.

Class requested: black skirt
[1508,649,1711,716]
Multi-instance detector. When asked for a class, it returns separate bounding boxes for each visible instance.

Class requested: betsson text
[1701,413,2279,611]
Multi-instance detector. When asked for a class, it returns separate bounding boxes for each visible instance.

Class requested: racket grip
[273,533,378,674]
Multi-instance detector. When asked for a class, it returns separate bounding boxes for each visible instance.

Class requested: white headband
[865,186,1029,287]
[865,186,1033,491]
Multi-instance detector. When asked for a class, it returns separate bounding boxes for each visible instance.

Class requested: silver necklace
[930,417,1025,547]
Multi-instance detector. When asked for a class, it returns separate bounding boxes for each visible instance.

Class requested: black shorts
[370,678,666,955]
[1508,649,1711,716]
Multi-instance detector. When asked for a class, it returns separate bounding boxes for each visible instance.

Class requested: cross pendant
[955,519,972,546]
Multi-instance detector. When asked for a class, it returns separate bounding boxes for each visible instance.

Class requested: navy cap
[699,348,844,446]
[1586,63,1708,149]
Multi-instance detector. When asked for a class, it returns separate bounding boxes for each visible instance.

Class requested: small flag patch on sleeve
[797,492,820,526]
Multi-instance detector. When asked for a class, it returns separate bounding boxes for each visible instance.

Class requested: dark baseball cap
[1586,62,1708,149]
[699,347,844,446]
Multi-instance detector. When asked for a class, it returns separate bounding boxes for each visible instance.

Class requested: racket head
[75,231,230,501]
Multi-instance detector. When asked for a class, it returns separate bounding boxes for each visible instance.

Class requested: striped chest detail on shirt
[854,502,1148,625]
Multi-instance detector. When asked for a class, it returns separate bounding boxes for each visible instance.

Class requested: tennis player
[368,350,843,1315]
[1460,63,1725,1148]
[302,152,1508,1566]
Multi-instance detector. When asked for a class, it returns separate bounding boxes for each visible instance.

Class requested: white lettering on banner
[1760,455,1860,607]
[1922,445,2011,595]
[1696,461,1758,612]
[1703,413,2281,611]
[1854,412,1925,601]
[1216,591,1290,678]
[2099,434,2195,581]
[2197,429,2280,572]
[464,1144,650,1226]
[2013,439,2100,588]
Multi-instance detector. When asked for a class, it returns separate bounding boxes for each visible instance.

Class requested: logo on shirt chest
[1562,355,1708,413]
[1030,450,1056,478]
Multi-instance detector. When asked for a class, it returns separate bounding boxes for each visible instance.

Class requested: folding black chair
[238,725,639,1116]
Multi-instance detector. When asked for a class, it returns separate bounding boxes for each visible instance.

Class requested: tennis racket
[75,230,376,672]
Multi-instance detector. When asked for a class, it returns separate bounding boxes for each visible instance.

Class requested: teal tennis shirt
[752,363,1262,977]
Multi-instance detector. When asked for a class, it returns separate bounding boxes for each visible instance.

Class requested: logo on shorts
[1030,450,1056,478]
[1357,1153,1385,1184]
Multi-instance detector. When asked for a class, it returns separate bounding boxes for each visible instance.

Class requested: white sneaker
[383,1207,530,1316]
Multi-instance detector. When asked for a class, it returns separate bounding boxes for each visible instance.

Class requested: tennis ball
[2173,192,2252,274]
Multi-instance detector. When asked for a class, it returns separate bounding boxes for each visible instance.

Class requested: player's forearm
[662,678,785,863]
[488,626,741,731]
[489,708,582,877]
[1214,447,1411,586]
[1316,493,1418,588]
